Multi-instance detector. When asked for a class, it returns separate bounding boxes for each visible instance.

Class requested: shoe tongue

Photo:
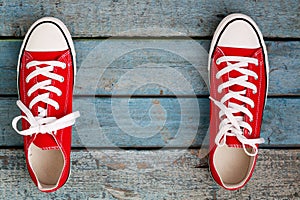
[218,46,259,147]
[28,50,68,61]
[28,50,68,150]
[33,134,59,150]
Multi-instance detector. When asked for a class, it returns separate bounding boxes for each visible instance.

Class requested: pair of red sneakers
[12,13,268,192]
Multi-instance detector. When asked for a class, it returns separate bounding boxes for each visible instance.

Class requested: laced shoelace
[12,60,80,136]
[210,56,264,156]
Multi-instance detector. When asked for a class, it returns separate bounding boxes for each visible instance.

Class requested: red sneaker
[12,17,80,192]
[208,14,269,190]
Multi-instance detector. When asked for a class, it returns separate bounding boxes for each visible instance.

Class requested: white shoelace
[210,56,264,156]
[12,60,80,136]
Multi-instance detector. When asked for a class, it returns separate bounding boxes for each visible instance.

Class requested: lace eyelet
[255,77,258,80]
[253,91,257,94]
[60,77,64,82]
[251,105,255,109]
[250,119,253,122]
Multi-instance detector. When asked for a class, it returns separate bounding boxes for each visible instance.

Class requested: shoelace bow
[210,56,264,156]
[12,60,80,136]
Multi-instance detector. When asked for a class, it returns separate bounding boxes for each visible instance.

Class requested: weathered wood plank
[0,0,299,37]
[0,149,299,199]
[0,40,299,96]
[2,97,300,147]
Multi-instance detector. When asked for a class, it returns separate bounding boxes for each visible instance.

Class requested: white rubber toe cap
[25,21,68,52]
[218,18,260,49]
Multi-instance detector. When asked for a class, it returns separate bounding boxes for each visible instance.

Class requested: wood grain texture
[0,149,299,199]
[2,97,300,147]
[0,1,298,199]
[0,40,299,96]
[0,0,299,37]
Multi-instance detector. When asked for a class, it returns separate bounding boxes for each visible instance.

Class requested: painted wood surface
[0,149,299,199]
[2,97,299,147]
[0,40,299,96]
[0,0,299,38]
[0,0,299,198]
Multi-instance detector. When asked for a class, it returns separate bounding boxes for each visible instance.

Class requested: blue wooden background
[0,0,299,199]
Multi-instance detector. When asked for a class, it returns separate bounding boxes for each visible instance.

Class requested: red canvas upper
[209,46,267,190]
[19,49,74,192]
[210,46,267,148]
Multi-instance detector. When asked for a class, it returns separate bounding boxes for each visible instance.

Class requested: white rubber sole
[17,17,76,97]
[208,13,269,102]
